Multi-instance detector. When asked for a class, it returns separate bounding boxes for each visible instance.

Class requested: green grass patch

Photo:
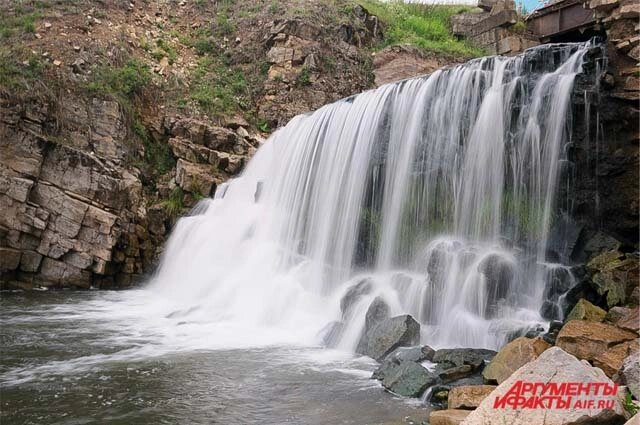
[0,49,47,89]
[162,186,185,217]
[0,10,40,39]
[358,0,484,57]
[189,56,248,117]
[87,58,151,101]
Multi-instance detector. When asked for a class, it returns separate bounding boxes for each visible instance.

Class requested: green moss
[133,118,175,177]
[358,0,484,57]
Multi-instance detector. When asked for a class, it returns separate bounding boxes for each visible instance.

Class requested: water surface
[1,291,429,425]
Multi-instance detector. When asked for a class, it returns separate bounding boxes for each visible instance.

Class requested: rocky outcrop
[372,45,458,86]
[0,95,262,289]
[0,97,158,288]
[482,337,551,384]
[462,347,627,425]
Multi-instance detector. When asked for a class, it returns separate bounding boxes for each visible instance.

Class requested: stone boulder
[361,314,420,361]
[567,299,607,322]
[430,409,471,425]
[482,337,551,384]
[605,307,640,333]
[372,345,435,380]
[355,296,390,354]
[462,347,627,425]
[593,339,639,378]
[556,320,637,361]
[433,348,497,371]
[620,351,640,399]
[339,278,372,319]
[448,385,497,410]
[380,361,438,397]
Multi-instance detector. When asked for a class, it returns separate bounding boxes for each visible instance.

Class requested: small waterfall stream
[151,42,594,351]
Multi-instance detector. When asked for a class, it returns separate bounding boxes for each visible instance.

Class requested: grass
[189,56,248,117]
[87,58,151,101]
[162,186,185,217]
[358,0,484,57]
[0,49,47,90]
[0,10,39,39]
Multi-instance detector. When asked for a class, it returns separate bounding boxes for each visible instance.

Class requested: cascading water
[151,43,594,352]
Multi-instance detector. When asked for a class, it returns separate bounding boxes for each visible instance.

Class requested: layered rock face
[0,92,271,288]
[0,97,154,288]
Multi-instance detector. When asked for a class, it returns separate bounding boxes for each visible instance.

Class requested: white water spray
[150,43,591,351]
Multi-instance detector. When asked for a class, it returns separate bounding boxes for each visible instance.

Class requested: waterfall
[150,43,593,351]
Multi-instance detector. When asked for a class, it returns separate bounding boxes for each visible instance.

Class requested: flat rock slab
[448,385,497,409]
[430,409,471,425]
[556,320,637,361]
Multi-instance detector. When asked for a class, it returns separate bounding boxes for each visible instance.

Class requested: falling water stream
[1,42,597,424]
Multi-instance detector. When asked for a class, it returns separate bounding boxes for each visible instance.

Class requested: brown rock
[373,45,454,86]
[430,409,471,425]
[175,159,218,196]
[556,320,637,361]
[593,339,639,378]
[482,337,551,384]
[607,306,640,333]
[448,385,496,410]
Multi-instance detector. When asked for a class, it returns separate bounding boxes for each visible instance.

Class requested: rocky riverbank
[324,244,638,424]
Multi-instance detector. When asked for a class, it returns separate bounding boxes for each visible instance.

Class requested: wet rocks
[380,360,438,397]
[361,314,420,361]
[432,348,497,372]
[482,336,551,384]
[340,278,372,319]
[355,296,390,354]
[372,345,435,380]
[556,320,637,362]
[461,347,627,425]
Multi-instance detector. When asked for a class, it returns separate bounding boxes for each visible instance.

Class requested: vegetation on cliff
[361,1,483,56]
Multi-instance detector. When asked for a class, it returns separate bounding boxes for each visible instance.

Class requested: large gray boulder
[461,347,627,425]
[380,361,438,397]
[620,351,640,399]
[372,345,435,380]
[362,314,420,361]
[355,296,390,354]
